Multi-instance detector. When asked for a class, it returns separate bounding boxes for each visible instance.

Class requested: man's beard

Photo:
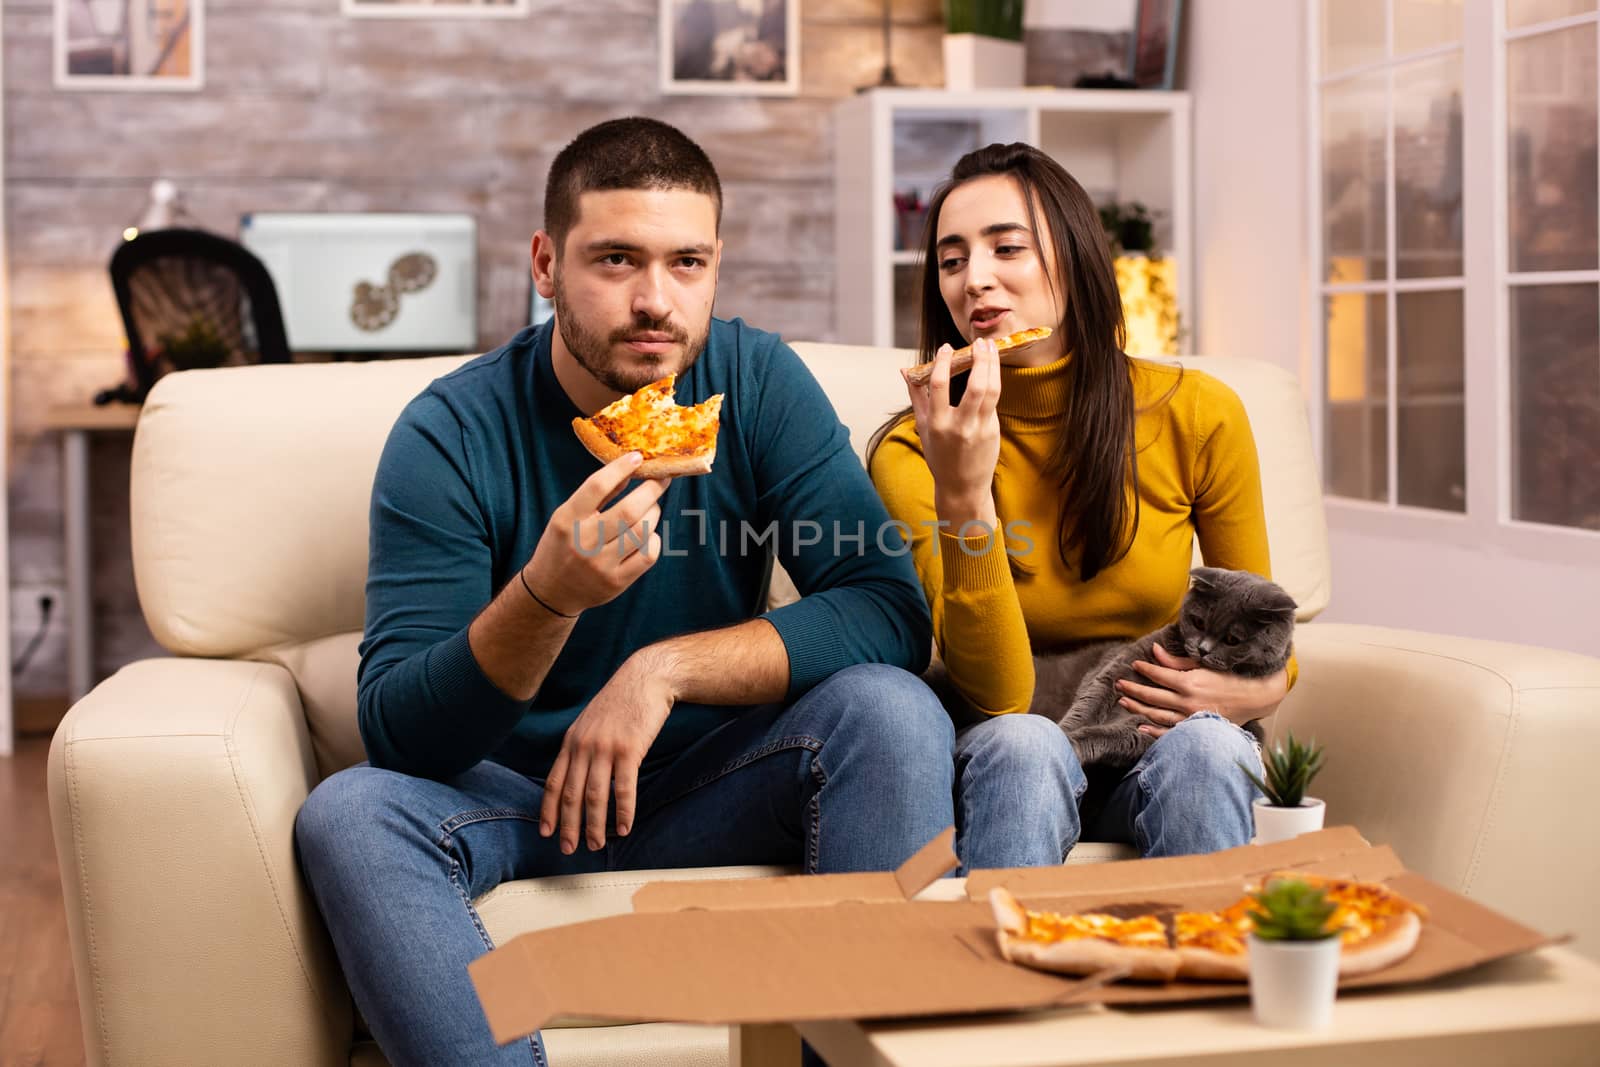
[553,275,710,395]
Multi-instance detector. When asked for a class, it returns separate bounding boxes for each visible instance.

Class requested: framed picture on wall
[1128,0,1183,91]
[342,0,530,17]
[660,0,799,96]
[54,0,204,91]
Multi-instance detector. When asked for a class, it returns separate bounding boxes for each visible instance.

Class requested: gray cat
[1034,567,1297,770]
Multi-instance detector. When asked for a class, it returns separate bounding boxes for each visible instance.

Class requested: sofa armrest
[1279,623,1600,958]
[48,658,352,1066]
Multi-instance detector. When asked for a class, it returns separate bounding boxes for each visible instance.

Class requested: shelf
[835,89,1193,348]
[859,87,1190,116]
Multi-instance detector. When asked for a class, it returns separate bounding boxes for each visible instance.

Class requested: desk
[44,404,141,703]
[767,945,1600,1067]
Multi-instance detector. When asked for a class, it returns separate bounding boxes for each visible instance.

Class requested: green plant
[1247,877,1340,941]
[157,317,232,371]
[1241,732,1326,808]
[1099,200,1158,255]
[944,0,1024,41]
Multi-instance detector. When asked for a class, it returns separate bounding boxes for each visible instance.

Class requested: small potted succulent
[1246,877,1343,1029]
[942,0,1025,90]
[1242,732,1327,844]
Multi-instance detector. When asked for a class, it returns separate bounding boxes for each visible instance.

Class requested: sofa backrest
[130,345,1330,776]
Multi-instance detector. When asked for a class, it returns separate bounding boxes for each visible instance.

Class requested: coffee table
[732,945,1600,1067]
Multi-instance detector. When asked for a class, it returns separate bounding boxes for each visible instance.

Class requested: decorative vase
[942,33,1025,91]
[1248,933,1341,1029]
[1252,796,1326,845]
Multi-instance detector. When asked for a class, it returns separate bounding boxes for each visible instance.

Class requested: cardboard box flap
[965,826,1378,900]
[634,827,958,913]
[470,898,1093,1045]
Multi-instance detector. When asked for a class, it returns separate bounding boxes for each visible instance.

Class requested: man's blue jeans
[953,711,1263,869]
[294,664,956,1067]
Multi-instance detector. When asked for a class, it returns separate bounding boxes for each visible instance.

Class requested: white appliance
[239,212,477,352]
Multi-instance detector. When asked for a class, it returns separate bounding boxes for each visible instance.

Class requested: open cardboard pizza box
[469,826,1558,1045]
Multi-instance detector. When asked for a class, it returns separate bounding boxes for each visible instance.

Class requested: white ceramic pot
[1252,796,1325,845]
[942,34,1025,90]
[1248,933,1342,1029]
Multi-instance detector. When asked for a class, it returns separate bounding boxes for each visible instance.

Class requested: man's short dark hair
[544,117,723,253]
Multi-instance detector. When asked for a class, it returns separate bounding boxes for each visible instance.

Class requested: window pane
[1323,0,1386,75]
[1325,293,1389,501]
[1508,26,1599,273]
[1395,0,1463,55]
[1323,73,1388,283]
[1507,0,1597,30]
[1397,289,1466,510]
[1511,285,1600,530]
[1395,55,1464,277]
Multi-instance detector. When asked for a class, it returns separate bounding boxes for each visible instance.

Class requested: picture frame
[342,0,530,18]
[54,0,204,92]
[1127,0,1183,91]
[660,0,799,97]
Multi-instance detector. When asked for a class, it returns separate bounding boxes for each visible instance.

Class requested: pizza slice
[901,326,1055,386]
[1269,871,1427,978]
[571,374,724,479]
[1171,899,1255,980]
[989,887,1180,983]
[1172,873,1428,980]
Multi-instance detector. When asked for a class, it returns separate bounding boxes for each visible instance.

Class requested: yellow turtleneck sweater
[870,355,1297,717]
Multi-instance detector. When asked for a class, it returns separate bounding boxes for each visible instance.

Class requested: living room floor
[2,736,86,1065]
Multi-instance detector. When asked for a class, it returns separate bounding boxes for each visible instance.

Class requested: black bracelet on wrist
[519,568,577,619]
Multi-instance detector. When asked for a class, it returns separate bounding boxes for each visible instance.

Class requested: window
[1505,2,1600,530]
[1317,0,1466,512]
[1313,0,1600,536]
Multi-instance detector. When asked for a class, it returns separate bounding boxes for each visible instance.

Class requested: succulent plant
[1247,877,1340,941]
[1241,732,1326,808]
[943,0,1024,41]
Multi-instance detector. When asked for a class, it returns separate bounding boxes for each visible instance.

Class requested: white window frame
[1306,0,1600,569]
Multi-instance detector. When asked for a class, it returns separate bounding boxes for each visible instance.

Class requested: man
[294,117,956,1066]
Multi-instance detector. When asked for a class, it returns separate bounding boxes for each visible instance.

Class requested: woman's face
[934,173,1066,364]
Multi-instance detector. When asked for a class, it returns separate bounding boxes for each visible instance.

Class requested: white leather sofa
[48,343,1600,1066]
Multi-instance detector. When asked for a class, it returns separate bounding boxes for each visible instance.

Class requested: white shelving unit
[834,88,1193,350]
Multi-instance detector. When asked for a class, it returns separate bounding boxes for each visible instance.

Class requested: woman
[869,143,1294,870]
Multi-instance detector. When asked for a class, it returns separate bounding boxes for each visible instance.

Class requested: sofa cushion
[131,355,474,659]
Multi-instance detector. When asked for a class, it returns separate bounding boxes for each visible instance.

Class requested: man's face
[541,188,721,396]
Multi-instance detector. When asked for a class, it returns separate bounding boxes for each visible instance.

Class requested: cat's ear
[1189,567,1229,591]
[1253,582,1299,618]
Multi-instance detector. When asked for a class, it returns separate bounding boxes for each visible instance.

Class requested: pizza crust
[1000,932,1182,983]
[902,326,1055,385]
[1176,945,1249,981]
[1338,909,1421,977]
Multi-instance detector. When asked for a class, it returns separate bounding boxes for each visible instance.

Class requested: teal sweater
[358,319,932,780]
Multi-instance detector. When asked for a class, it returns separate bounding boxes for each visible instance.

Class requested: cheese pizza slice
[571,374,724,478]
[989,887,1180,983]
[1173,874,1428,980]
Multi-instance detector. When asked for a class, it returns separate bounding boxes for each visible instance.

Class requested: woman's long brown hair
[868,142,1139,582]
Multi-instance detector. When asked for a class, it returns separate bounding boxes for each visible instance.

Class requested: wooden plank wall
[3,0,1123,703]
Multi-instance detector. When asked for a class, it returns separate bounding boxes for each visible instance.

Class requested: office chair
[106,228,290,402]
